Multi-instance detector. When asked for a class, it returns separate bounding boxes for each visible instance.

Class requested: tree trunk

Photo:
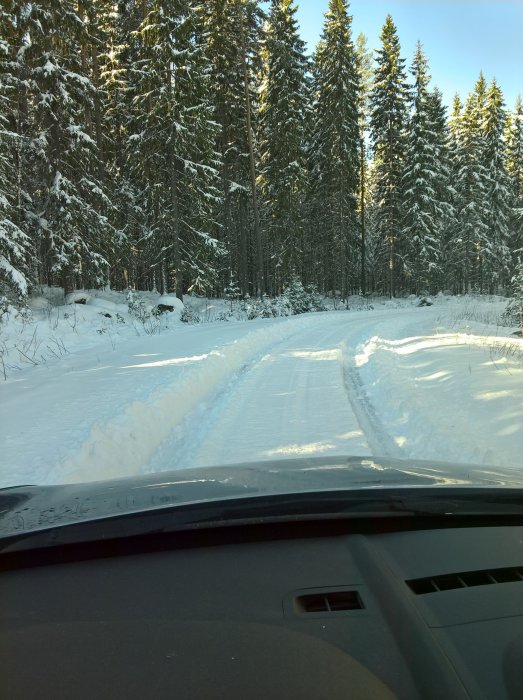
[169,164,183,301]
[239,194,248,295]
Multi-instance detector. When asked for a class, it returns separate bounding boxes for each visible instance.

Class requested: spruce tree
[482,79,511,291]
[355,32,373,294]
[401,43,447,293]
[127,0,222,300]
[96,1,151,291]
[370,14,409,296]
[309,0,360,297]
[445,94,465,292]
[24,1,113,293]
[506,96,523,260]
[0,8,31,298]
[258,0,309,293]
[450,74,490,292]
[427,87,455,291]
[203,0,264,296]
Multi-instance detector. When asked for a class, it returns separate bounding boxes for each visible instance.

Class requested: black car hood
[1,455,522,540]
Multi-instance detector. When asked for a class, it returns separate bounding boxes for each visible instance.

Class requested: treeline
[0,0,522,302]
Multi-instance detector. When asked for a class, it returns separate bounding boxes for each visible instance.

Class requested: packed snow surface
[1,293,521,488]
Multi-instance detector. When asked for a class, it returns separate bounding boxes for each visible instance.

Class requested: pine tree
[370,14,409,296]
[309,0,360,297]
[258,0,309,293]
[127,0,223,300]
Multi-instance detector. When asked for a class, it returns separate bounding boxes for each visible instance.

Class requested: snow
[86,297,121,313]
[27,296,51,311]
[1,293,521,488]
[65,291,91,305]
[354,330,523,468]
[157,295,184,312]
[0,256,28,296]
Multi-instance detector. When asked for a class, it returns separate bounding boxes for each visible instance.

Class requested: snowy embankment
[1,291,521,488]
[352,328,523,471]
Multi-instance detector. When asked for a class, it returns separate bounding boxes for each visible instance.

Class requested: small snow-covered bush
[281,276,309,314]
[271,295,292,317]
[127,291,151,323]
[242,294,277,320]
[281,277,327,314]
[180,307,201,324]
[305,284,328,312]
[241,283,327,320]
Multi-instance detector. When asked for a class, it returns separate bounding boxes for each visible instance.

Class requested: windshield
[0,0,522,500]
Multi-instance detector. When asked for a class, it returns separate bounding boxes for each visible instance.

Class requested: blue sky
[264,1,522,110]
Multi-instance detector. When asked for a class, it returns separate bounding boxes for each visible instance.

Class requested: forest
[1,0,522,303]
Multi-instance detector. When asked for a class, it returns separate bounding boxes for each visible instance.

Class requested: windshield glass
[0,0,522,499]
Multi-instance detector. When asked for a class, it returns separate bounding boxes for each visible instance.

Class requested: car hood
[1,455,522,539]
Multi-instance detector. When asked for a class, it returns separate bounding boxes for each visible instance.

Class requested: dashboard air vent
[407,566,523,595]
[295,590,364,613]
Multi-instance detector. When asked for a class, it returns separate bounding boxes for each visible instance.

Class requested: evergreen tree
[309,0,360,297]
[370,14,409,296]
[203,0,264,296]
[23,1,114,292]
[127,0,223,300]
[505,96,523,259]
[258,0,309,293]
[355,32,373,294]
[427,88,455,290]
[482,79,511,290]
[94,0,137,290]
[445,94,464,291]
[401,43,447,293]
[0,8,31,298]
[449,74,490,292]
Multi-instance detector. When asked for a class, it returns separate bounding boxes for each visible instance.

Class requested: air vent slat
[407,565,523,595]
[295,590,363,613]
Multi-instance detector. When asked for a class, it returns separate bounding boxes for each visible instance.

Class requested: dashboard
[1,519,522,699]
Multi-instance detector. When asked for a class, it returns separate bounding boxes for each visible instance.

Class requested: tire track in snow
[52,314,339,484]
[145,351,266,473]
[159,312,417,470]
[152,320,357,472]
[341,344,403,459]
[337,309,438,460]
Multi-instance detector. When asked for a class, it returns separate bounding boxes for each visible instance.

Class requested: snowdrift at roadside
[353,331,523,470]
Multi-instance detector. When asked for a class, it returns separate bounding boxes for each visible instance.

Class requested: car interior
[1,508,522,699]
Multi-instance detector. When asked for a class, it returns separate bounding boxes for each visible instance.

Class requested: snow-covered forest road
[1,302,522,488]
